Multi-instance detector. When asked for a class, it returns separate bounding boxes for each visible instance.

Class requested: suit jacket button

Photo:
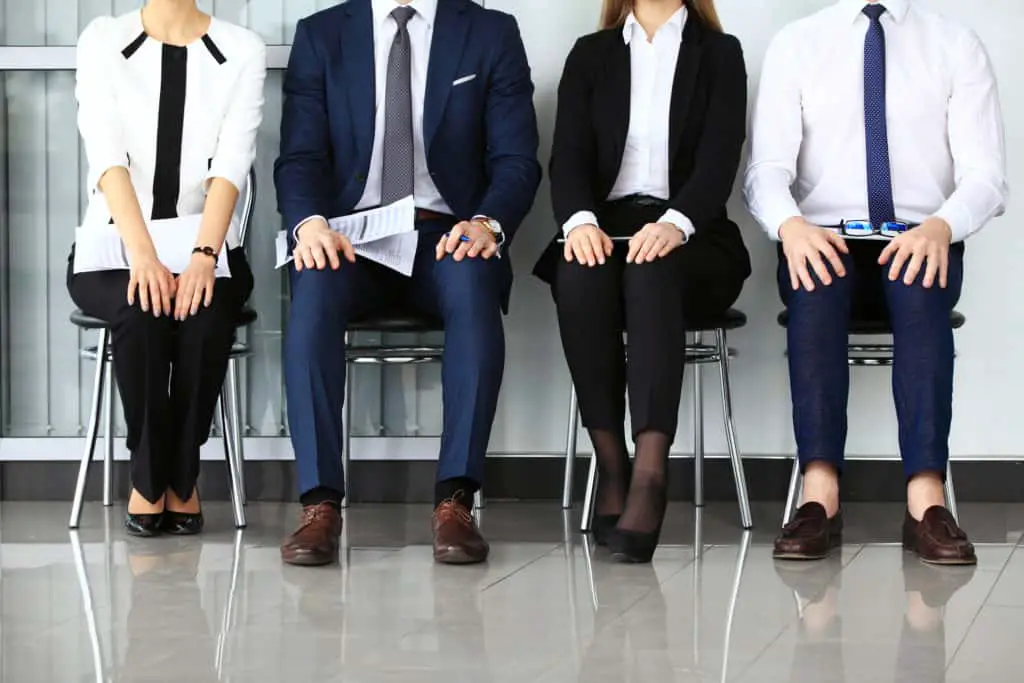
[355,173,366,182]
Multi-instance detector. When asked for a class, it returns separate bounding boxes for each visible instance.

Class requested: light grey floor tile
[1,501,1021,683]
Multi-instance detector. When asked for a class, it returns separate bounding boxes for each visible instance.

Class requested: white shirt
[744,0,1008,243]
[76,11,266,248]
[562,7,694,240]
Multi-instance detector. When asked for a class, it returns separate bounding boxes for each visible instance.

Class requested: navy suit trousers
[779,240,965,480]
[285,219,505,498]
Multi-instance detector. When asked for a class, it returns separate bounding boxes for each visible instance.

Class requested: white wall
[489,0,1024,460]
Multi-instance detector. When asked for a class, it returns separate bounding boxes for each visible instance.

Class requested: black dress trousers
[553,201,745,441]
[67,248,253,503]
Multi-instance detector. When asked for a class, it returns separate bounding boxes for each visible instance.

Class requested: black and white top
[76,11,266,248]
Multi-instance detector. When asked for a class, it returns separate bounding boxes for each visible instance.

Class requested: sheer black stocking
[617,431,670,535]
[591,428,631,517]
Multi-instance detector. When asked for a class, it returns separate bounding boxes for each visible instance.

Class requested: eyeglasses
[840,220,909,238]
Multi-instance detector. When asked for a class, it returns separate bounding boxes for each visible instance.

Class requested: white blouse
[76,11,266,249]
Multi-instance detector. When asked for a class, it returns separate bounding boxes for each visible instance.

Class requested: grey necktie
[380,6,416,205]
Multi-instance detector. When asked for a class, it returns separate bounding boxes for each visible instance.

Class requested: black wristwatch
[192,246,218,261]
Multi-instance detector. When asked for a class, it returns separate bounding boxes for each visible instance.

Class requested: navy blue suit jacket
[275,0,541,292]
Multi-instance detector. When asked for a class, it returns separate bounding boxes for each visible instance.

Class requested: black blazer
[534,16,752,284]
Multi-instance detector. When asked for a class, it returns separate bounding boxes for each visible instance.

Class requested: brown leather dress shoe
[773,502,843,561]
[280,502,343,567]
[902,506,977,566]
[433,500,489,565]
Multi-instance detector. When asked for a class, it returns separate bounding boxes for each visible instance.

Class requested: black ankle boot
[125,512,163,537]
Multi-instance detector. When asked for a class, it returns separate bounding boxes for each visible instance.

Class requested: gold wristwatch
[474,216,505,246]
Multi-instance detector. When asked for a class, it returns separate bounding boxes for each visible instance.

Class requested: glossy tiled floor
[3,501,1024,682]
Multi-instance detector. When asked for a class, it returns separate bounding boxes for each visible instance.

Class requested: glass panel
[0,0,342,47]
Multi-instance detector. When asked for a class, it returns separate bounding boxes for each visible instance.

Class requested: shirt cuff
[931,201,972,244]
[658,209,695,242]
[293,215,327,242]
[562,211,599,237]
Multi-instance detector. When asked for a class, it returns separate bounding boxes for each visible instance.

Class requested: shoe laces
[435,494,474,526]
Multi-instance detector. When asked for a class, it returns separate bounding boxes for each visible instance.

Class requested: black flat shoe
[591,515,620,546]
[607,527,662,564]
[161,511,204,536]
[125,513,163,537]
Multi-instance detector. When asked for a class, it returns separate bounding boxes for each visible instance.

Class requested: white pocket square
[452,74,477,86]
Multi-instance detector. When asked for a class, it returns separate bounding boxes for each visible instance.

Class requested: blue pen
[442,233,472,243]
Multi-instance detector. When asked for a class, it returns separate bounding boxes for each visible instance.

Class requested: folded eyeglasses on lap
[838,220,910,238]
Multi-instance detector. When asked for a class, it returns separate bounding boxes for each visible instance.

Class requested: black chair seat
[689,308,747,332]
[348,310,444,334]
[777,309,966,334]
[71,306,258,330]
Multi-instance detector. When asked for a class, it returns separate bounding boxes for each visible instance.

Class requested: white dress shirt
[76,11,266,248]
[562,7,694,240]
[744,0,1008,243]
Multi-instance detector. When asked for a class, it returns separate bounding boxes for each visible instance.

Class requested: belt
[416,208,455,222]
[611,194,667,208]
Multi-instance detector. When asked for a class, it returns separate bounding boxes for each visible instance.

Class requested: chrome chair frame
[341,326,483,510]
[571,314,753,532]
[779,312,963,526]
[68,168,258,529]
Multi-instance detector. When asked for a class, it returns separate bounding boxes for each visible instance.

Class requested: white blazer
[76,11,266,250]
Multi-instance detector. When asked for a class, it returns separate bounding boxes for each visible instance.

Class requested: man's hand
[293,218,356,272]
[563,224,613,266]
[435,220,499,261]
[174,252,216,320]
[626,222,685,264]
[779,217,850,291]
[878,217,952,289]
[127,250,176,317]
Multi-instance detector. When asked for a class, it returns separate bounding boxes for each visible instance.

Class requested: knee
[435,258,502,320]
[112,304,174,339]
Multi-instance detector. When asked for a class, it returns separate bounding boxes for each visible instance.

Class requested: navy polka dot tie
[863,4,896,227]
[381,6,416,205]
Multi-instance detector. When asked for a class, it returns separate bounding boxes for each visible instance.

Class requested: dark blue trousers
[285,219,505,498]
[779,241,964,480]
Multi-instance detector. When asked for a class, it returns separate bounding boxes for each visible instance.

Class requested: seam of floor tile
[944,542,1019,673]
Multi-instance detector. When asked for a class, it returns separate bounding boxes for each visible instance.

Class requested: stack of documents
[73,214,233,278]
[275,196,418,277]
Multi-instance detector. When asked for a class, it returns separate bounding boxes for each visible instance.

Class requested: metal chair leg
[717,329,752,529]
[562,385,580,509]
[944,460,959,524]
[693,332,705,507]
[102,356,115,507]
[342,353,352,509]
[226,357,246,505]
[473,489,484,510]
[580,452,598,533]
[70,329,109,529]
[220,394,246,529]
[782,458,801,526]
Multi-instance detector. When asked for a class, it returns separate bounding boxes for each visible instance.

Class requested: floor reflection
[0,502,1019,682]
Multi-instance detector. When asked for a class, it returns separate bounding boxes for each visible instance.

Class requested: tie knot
[863,4,887,21]
[391,6,416,29]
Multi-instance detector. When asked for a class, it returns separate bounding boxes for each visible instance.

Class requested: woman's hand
[626,222,685,264]
[563,224,613,266]
[128,251,176,317]
[174,253,217,320]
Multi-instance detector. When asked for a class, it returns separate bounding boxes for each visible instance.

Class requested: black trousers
[554,201,745,441]
[66,248,253,503]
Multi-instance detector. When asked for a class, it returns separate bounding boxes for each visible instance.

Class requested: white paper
[275,197,419,276]
[328,196,415,245]
[74,214,232,278]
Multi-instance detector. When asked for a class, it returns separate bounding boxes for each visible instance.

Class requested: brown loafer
[773,502,843,561]
[433,500,489,565]
[281,502,343,567]
[902,506,976,566]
